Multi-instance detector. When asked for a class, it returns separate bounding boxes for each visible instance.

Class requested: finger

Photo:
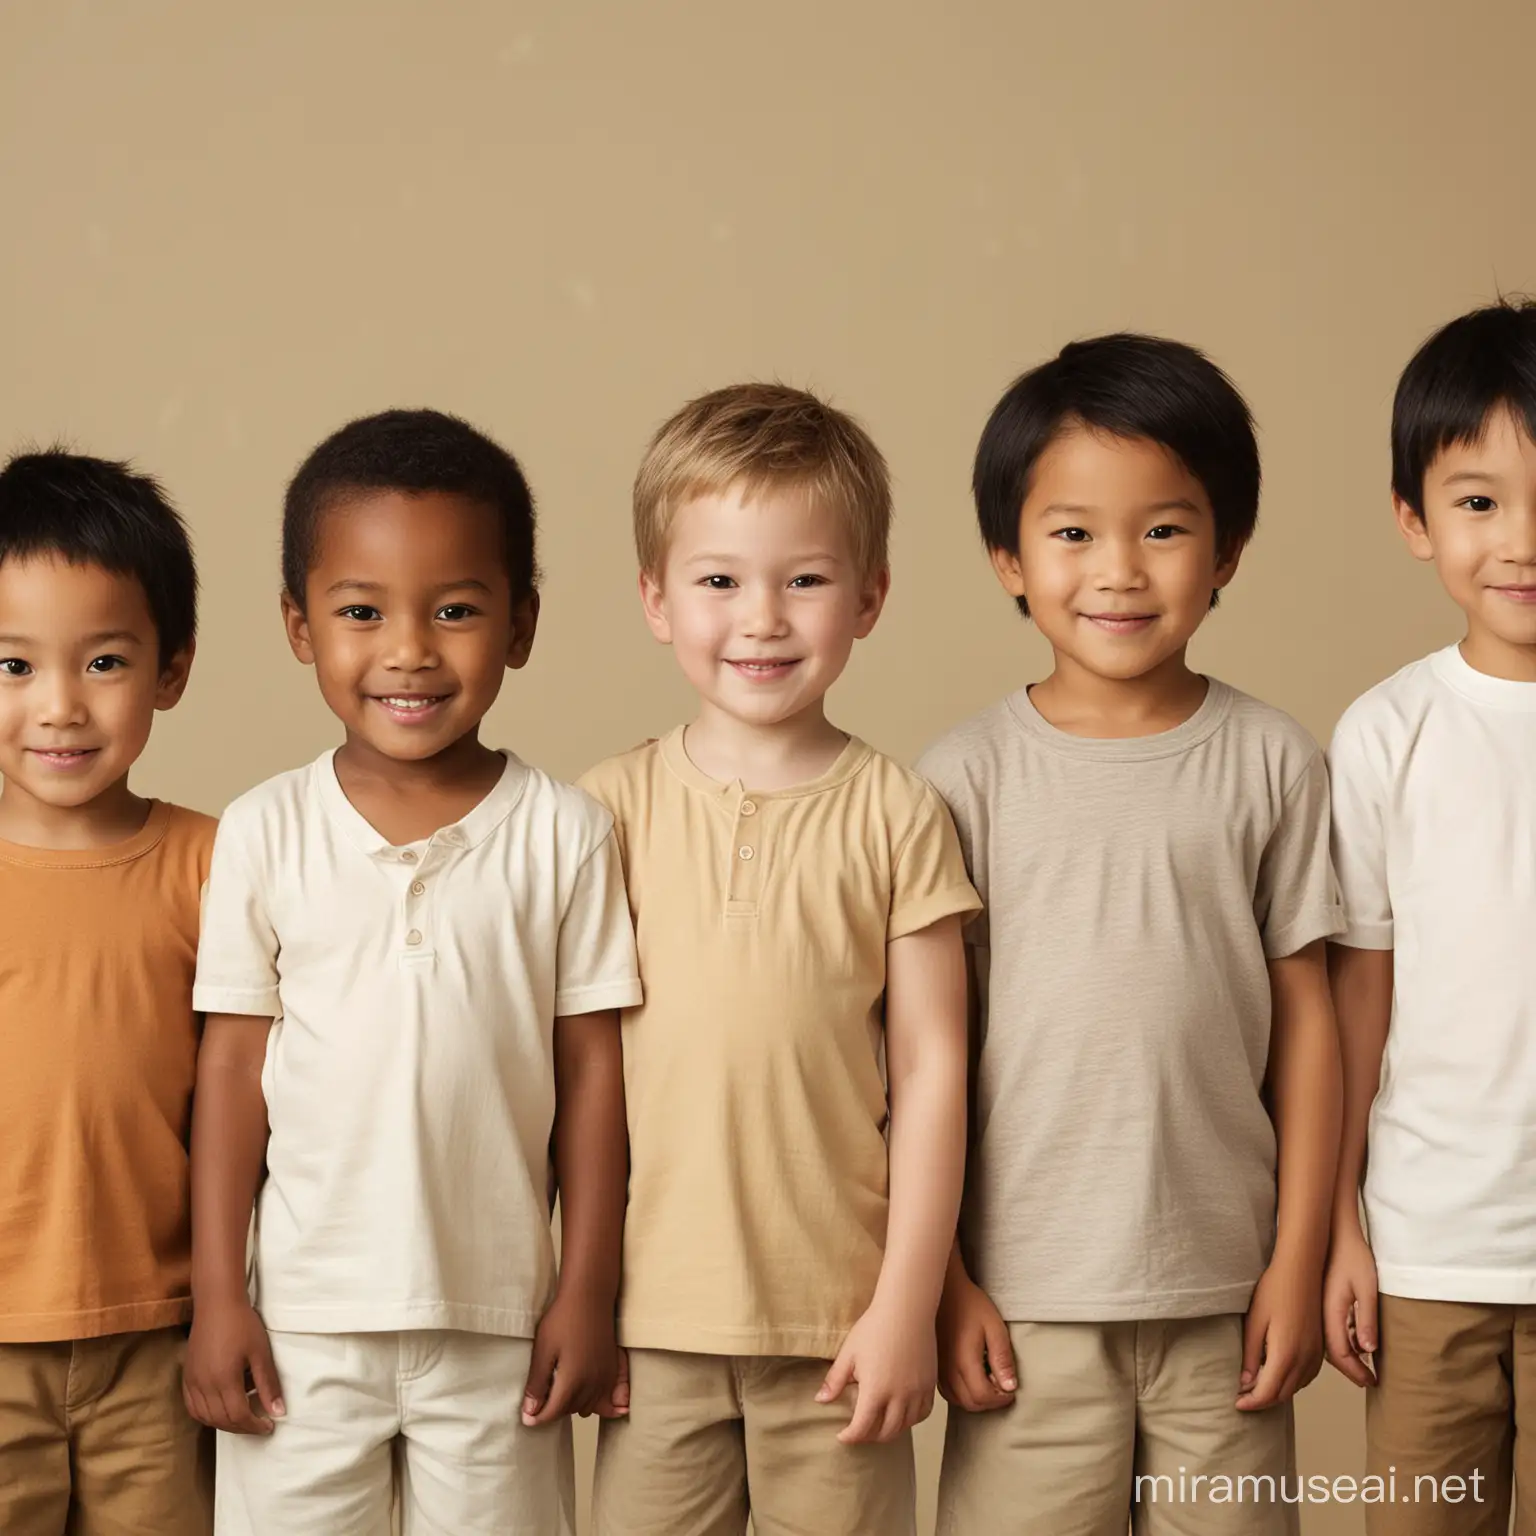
[182,1381,204,1426]
[526,1367,579,1427]
[983,1316,1019,1394]
[816,1351,855,1406]
[521,1336,558,1426]
[1239,1311,1266,1392]
[1236,1350,1286,1411]
[837,1389,884,1445]
[954,1354,1008,1414]
[914,1387,936,1426]
[218,1377,271,1436]
[1323,1294,1357,1376]
[1356,1289,1379,1357]
[248,1338,286,1422]
[875,1399,908,1443]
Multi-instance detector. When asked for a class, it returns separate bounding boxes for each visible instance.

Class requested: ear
[638,568,672,645]
[153,641,196,711]
[1212,542,1244,594]
[281,589,316,665]
[1392,494,1436,562]
[853,565,891,640]
[987,543,1029,602]
[506,591,540,671]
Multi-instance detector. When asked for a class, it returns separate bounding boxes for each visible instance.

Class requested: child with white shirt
[183,410,641,1535]
[1325,298,1536,1536]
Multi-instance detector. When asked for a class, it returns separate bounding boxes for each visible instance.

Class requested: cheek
[668,596,729,653]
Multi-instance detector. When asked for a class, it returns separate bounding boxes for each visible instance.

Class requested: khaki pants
[592,1349,916,1536]
[937,1315,1297,1536]
[0,1325,211,1536]
[1366,1293,1536,1536]
[215,1330,572,1535]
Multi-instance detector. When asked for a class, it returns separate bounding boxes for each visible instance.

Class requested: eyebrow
[680,550,844,564]
[1440,470,1499,486]
[324,578,495,595]
[0,629,143,647]
[1040,498,1204,516]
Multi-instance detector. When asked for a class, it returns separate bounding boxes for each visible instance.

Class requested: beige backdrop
[4,1,1534,1531]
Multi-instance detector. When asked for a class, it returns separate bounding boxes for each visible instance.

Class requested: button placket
[397,840,442,962]
[724,791,764,915]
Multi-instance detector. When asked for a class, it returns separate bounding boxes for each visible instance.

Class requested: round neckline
[1005,676,1234,760]
[1432,643,1536,711]
[0,798,172,869]
[658,725,873,800]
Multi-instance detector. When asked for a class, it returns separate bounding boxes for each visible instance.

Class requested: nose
[1093,534,1147,592]
[1501,504,1536,565]
[741,582,789,639]
[35,670,89,730]
[382,613,440,671]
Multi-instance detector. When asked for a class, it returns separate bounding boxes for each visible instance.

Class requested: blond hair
[633,382,891,578]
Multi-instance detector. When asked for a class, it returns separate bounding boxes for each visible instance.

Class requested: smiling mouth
[1081,613,1157,630]
[26,747,101,768]
[726,659,800,676]
[1490,585,1536,603]
[370,694,452,721]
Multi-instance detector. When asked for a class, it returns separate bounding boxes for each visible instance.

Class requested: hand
[1323,1220,1379,1387]
[937,1265,1017,1412]
[183,1296,284,1435]
[1237,1251,1325,1411]
[521,1291,623,1426]
[817,1298,937,1444]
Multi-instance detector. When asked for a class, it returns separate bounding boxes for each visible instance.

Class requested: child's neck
[334,728,506,846]
[1459,624,1536,683]
[1030,648,1209,739]
[0,775,151,850]
[683,700,848,791]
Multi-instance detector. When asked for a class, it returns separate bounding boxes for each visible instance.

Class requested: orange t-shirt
[0,801,216,1342]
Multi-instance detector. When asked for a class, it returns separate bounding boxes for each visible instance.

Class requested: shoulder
[575,738,666,818]
[160,803,220,879]
[913,696,1020,802]
[209,759,327,868]
[508,758,616,853]
[1218,685,1322,763]
[1329,653,1440,760]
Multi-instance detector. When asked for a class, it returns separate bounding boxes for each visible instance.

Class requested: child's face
[639,484,887,732]
[991,425,1238,683]
[0,556,190,815]
[1395,407,1536,658]
[282,490,537,763]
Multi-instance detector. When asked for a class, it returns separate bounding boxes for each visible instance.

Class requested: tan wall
[5,1,1533,1530]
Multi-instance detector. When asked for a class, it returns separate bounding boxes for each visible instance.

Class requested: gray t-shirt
[916,679,1343,1322]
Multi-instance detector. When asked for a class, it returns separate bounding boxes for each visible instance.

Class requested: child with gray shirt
[918,334,1345,1536]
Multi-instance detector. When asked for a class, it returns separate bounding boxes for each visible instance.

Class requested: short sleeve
[1254,751,1347,960]
[913,746,989,949]
[888,783,984,942]
[554,830,643,1016]
[192,814,281,1017]
[1326,709,1394,950]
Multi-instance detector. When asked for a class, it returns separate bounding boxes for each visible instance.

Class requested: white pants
[215,1330,573,1536]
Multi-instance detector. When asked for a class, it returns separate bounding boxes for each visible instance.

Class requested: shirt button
[400,850,418,864]
[739,799,757,817]
[410,880,425,896]
[738,845,755,861]
[405,929,423,946]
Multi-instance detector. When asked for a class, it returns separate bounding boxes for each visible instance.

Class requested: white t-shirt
[193,750,643,1337]
[1329,645,1536,1304]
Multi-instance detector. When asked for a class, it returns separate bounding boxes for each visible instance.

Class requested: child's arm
[520,1008,628,1426]
[183,1012,283,1435]
[818,913,967,1444]
[1237,939,1341,1411]
[1322,942,1392,1386]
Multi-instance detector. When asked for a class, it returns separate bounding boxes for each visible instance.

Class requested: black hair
[0,448,198,664]
[1391,297,1536,517]
[972,333,1261,617]
[282,409,539,607]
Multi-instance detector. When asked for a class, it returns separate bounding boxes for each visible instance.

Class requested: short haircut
[1391,296,1536,517]
[283,409,539,607]
[973,333,1261,617]
[633,382,891,578]
[0,448,198,664]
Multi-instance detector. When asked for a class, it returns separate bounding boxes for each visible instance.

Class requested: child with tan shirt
[0,449,214,1536]
[580,384,979,1535]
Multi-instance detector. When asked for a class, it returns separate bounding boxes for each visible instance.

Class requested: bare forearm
[1267,942,1341,1275]
[551,1010,627,1308]
[190,1014,273,1306]
[1328,943,1393,1232]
